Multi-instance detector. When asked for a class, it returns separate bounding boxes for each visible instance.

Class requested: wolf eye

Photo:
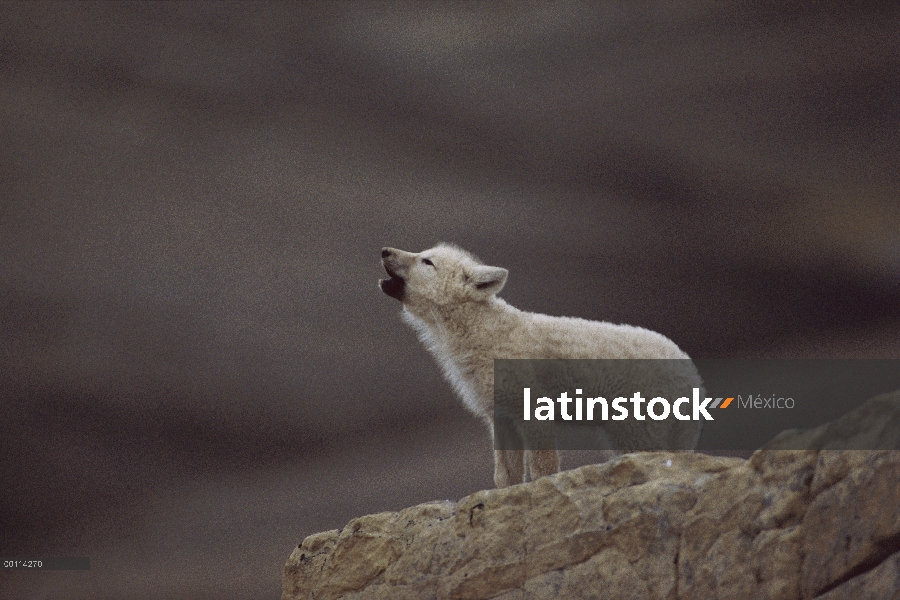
[421,258,435,267]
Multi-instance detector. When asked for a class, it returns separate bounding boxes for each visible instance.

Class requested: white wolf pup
[379,243,702,487]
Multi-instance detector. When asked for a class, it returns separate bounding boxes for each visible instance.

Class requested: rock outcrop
[762,390,900,450]
[284,391,900,600]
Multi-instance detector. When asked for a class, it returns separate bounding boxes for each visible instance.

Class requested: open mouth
[379,267,405,300]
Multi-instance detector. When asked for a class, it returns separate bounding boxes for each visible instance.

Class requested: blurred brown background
[1,2,898,598]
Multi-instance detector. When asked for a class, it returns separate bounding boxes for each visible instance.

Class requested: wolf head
[379,243,508,316]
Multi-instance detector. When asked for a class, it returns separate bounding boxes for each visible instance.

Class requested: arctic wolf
[379,243,702,487]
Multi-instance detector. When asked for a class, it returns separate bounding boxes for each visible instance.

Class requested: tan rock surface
[284,390,900,599]
[284,450,900,599]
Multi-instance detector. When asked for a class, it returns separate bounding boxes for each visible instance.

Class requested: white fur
[380,243,702,487]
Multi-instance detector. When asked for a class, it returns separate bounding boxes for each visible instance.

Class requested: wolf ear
[467,265,508,296]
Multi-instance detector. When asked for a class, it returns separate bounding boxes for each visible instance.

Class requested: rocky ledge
[283,393,900,600]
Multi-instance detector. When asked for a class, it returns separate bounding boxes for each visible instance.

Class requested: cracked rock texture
[284,393,900,599]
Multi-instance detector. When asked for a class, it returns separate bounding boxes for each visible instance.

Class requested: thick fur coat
[380,243,701,487]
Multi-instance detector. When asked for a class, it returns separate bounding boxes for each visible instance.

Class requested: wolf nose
[381,248,392,258]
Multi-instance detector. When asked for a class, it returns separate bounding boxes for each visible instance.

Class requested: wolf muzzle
[379,248,406,301]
